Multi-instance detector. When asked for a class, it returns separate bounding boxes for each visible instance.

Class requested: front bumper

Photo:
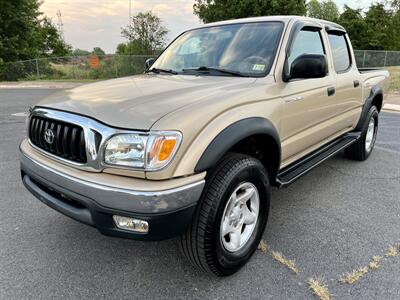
[19,143,205,240]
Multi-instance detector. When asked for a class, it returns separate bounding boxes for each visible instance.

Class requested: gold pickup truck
[20,16,389,276]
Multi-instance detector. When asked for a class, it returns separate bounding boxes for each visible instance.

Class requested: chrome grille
[29,116,87,163]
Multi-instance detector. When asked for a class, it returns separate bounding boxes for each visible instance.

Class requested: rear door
[326,31,363,130]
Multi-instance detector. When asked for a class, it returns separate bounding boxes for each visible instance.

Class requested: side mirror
[145,58,155,71]
[289,54,328,80]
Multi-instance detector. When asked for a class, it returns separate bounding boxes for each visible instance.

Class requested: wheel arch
[194,117,281,184]
[355,84,383,131]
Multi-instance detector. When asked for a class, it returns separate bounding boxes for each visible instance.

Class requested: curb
[0,82,86,89]
[383,104,400,112]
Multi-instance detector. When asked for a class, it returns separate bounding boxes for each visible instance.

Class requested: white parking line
[383,104,400,112]
[11,112,28,117]
[375,146,400,155]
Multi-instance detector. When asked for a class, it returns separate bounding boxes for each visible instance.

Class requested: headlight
[104,131,182,170]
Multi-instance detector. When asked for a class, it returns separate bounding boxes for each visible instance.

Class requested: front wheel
[345,105,378,161]
[180,153,270,276]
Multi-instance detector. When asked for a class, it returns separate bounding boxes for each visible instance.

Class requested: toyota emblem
[44,128,55,144]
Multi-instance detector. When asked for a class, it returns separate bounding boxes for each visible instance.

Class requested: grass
[386,245,399,257]
[257,240,399,298]
[270,250,299,274]
[368,255,383,270]
[387,66,400,93]
[257,240,269,253]
[308,278,331,300]
[257,241,299,274]
[339,267,369,284]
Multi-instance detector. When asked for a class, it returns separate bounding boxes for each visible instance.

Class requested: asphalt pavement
[0,88,399,299]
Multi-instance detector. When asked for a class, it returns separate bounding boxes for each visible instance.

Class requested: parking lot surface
[0,88,399,299]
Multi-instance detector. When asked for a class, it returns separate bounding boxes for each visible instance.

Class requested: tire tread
[179,153,268,276]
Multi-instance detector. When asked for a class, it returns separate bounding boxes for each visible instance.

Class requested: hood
[37,74,256,130]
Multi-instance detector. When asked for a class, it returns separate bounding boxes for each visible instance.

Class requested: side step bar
[276,132,361,187]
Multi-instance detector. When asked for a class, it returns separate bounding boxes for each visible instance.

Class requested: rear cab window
[327,33,352,73]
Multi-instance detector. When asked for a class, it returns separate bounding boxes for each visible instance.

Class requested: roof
[193,15,345,32]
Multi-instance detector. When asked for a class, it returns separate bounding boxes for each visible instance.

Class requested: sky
[40,0,375,54]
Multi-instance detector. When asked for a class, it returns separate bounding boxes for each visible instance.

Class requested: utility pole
[129,0,133,64]
[129,0,133,28]
[129,0,131,25]
[56,10,64,41]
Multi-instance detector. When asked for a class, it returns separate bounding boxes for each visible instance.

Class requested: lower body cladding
[19,149,205,241]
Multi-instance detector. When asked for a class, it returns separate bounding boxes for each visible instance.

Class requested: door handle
[327,87,335,96]
[353,80,360,88]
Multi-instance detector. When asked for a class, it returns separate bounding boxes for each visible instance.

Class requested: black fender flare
[355,84,382,131]
[194,117,281,177]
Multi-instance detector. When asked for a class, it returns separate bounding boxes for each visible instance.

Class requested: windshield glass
[151,22,284,77]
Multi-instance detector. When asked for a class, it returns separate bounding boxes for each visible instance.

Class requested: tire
[345,105,378,161]
[179,153,270,276]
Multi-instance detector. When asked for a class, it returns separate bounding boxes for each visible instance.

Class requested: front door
[280,26,337,165]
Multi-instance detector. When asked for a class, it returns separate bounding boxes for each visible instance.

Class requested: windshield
[151,22,284,77]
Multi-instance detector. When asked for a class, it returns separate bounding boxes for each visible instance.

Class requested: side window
[287,29,325,70]
[328,33,351,72]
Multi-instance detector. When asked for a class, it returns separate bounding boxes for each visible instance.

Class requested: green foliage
[116,41,150,55]
[307,0,339,21]
[38,17,72,57]
[193,0,307,23]
[337,6,368,49]
[10,55,153,81]
[120,11,168,55]
[92,47,106,56]
[192,0,400,51]
[364,4,398,50]
[0,0,71,62]
[72,48,91,56]
[338,3,400,51]
[0,0,71,79]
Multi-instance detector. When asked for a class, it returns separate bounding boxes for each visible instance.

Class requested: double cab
[20,16,389,276]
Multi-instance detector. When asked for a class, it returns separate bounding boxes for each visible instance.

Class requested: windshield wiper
[147,68,178,75]
[182,66,248,77]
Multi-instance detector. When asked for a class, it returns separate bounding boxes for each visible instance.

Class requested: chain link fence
[1,55,155,81]
[354,50,400,68]
[1,51,400,81]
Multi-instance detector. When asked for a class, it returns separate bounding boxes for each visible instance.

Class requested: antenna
[56,10,65,41]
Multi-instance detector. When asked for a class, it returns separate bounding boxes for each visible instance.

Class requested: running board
[276,132,361,187]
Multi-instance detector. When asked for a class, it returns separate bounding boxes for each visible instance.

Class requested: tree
[72,48,91,56]
[390,0,400,11]
[364,4,397,50]
[0,0,71,63]
[92,47,106,56]
[116,43,128,55]
[120,11,168,54]
[193,0,307,23]
[307,0,339,22]
[337,5,368,49]
[38,17,72,57]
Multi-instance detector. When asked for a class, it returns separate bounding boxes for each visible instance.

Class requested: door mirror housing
[145,58,155,71]
[288,54,328,81]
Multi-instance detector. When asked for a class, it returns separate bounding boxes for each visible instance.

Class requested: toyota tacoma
[20,16,389,276]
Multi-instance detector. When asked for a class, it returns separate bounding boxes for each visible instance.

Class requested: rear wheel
[179,153,270,276]
[345,105,378,161]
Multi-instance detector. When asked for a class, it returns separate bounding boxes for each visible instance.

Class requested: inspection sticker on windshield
[252,64,265,71]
